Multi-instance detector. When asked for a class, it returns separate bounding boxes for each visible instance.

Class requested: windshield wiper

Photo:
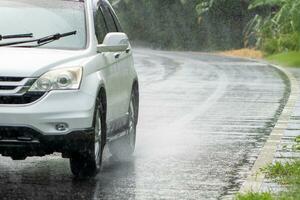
[0,33,33,41]
[0,31,77,47]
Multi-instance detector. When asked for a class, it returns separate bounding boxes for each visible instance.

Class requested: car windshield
[0,0,87,50]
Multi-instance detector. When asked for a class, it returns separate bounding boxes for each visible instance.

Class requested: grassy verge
[294,136,300,151]
[267,52,300,68]
[236,160,300,200]
[220,49,300,68]
[236,135,300,200]
[262,161,300,185]
[236,192,273,200]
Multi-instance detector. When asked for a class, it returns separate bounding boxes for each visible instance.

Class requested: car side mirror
[97,32,129,53]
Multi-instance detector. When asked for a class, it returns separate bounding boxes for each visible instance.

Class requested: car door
[100,2,129,131]
[93,1,121,131]
[107,5,133,118]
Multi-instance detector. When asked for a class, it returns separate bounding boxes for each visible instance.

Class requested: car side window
[94,5,107,44]
[101,4,118,32]
[108,7,123,32]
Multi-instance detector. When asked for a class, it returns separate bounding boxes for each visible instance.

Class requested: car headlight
[29,67,83,92]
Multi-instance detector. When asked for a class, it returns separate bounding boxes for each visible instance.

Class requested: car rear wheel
[69,96,105,177]
[109,86,139,160]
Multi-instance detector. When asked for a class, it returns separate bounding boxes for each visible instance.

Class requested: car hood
[0,47,88,77]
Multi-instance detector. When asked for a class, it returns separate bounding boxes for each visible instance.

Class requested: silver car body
[0,0,137,138]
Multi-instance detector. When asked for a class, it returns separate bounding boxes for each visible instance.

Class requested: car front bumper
[0,126,95,158]
[0,90,96,136]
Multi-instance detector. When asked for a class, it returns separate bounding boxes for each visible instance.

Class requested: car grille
[0,127,40,141]
[0,77,24,82]
[0,77,45,104]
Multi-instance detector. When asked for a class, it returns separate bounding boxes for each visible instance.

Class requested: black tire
[11,154,27,161]
[69,95,106,177]
[109,85,139,160]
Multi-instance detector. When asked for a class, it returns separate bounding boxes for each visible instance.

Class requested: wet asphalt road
[0,49,289,200]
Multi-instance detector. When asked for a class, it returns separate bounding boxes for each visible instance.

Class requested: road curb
[238,64,300,193]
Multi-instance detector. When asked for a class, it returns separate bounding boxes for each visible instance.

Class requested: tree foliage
[111,0,251,51]
[245,0,300,54]
[110,0,300,54]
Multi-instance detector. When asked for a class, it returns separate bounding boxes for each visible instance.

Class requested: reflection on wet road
[0,49,289,199]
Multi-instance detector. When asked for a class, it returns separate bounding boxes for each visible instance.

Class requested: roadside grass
[236,160,300,200]
[220,49,300,68]
[267,52,300,68]
[262,161,300,185]
[236,192,273,200]
[294,136,300,151]
[296,136,300,143]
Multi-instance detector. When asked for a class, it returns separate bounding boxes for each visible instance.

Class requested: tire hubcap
[128,98,136,148]
[94,108,102,168]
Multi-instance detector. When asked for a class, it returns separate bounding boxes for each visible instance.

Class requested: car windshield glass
[0,0,86,50]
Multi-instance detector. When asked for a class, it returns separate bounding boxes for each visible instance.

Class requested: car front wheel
[69,96,105,177]
[109,86,139,160]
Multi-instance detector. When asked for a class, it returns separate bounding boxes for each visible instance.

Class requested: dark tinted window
[101,4,117,32]
[109,8,123,32]
[94,6,107,43]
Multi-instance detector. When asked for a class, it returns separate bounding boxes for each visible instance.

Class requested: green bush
[262,33,300,55]
[248,0,300,54]
[278,33,300,52]
[262,38,279,55]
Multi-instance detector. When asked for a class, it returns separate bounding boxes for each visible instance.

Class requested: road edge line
[238,64,300,194]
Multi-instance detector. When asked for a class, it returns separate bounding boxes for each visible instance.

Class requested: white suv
[0,0,139,177]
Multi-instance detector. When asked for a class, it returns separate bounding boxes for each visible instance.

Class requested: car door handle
[126,48,131,54]
[114,53,121,59]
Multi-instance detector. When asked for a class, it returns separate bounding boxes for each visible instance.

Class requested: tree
[246,0,300,54]
[111,0,251,50]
